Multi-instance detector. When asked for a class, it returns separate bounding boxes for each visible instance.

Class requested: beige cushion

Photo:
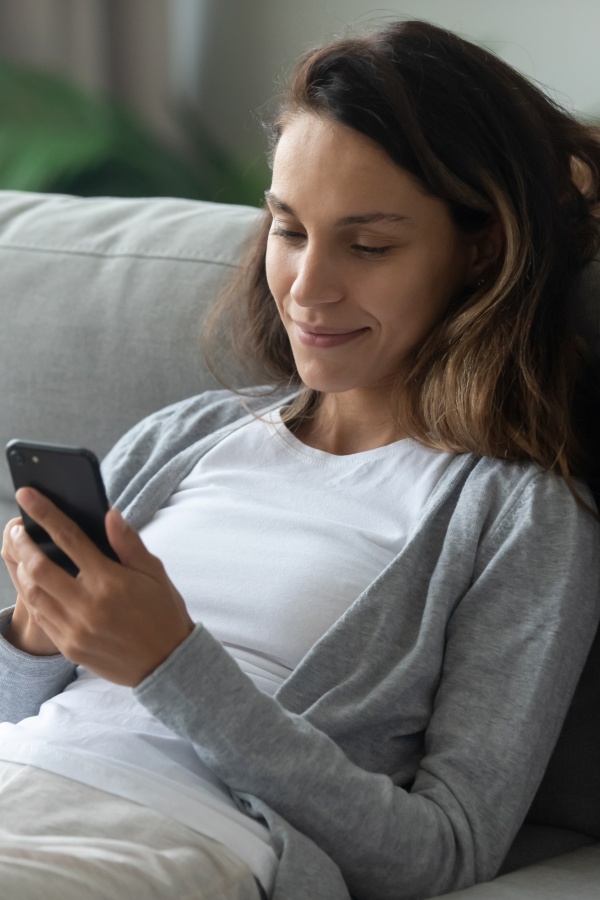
[431,844,600,898]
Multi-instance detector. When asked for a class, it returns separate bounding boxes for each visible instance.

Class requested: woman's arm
[0,486,194,722]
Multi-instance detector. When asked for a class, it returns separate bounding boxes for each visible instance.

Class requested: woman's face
[265,113,483,399]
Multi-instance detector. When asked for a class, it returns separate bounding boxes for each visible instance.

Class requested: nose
[290,243,344,308]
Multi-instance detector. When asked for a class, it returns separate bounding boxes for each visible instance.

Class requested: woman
[1,19,600,900]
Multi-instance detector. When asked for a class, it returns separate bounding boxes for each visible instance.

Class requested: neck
[290,390,405,455]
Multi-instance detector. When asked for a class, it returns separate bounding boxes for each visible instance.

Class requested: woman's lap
[0,761,264,900]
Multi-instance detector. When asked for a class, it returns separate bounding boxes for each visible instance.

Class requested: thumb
[105,508,154,572]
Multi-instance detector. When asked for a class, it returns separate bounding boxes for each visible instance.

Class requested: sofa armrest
[432,844,600,899]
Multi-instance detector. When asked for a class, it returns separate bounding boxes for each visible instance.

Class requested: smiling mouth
[293,322,369,348]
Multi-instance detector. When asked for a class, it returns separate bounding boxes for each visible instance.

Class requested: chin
[294,358,371,395]
[297,374,358,394]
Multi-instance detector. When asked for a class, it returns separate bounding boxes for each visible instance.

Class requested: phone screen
[6,440,118,576]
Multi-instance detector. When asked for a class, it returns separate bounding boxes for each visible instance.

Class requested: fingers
[3,516,62,655]
[9,490,195,685]
[5,593,61,656]
[17,559,64,622]
[16,488,107,576]
[2,516,25,593]
[105,507,164,576]
[2,516,24,564]
[11,522,76,607]
[11,526,85,658]
[16,488,160,580]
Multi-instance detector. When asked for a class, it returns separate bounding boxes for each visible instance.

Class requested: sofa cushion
[0,191,260,480]
[0,190,260,604]
[432,844,600,898]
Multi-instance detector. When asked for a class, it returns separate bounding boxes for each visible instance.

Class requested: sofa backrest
[0,191,261,605]
[0,191,260,493]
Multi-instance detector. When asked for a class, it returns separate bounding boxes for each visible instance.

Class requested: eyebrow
[264,191,412,227]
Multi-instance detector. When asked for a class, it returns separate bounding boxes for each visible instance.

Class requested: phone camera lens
[9,450,25,466]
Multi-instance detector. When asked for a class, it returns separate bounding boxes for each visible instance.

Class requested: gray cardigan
[1,389,599,900]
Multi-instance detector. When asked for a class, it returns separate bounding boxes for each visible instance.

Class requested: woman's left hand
[10,487,195,687]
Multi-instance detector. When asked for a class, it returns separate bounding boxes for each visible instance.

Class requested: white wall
[263,0,600,116]
[183,0,600,168]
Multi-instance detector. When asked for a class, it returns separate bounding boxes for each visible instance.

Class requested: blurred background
[0,0,598,207]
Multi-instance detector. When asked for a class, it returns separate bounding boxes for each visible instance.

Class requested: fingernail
[10,524,23,541]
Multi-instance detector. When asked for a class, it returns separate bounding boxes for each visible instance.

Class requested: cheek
[397,246,466,318]
[265,239,289,307]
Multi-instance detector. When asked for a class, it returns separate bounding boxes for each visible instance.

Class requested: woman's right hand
[1,517,60,655]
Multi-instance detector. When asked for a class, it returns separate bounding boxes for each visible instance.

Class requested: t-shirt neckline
[264,408,425,465]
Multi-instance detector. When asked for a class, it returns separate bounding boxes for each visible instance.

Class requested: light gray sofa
[0,190,598,899]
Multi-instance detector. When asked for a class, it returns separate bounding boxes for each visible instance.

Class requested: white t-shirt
[142,409,455,693]
[0,409,454,892]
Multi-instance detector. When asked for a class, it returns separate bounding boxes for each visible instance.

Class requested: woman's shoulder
[454,454,599,555]
[136,386,286,429]
[106,386,293,459]
[467,454,595,508]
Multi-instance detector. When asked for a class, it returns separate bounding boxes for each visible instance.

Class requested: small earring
[475,276,486,288]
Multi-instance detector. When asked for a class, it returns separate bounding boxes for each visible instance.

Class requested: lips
[293,321,369,348]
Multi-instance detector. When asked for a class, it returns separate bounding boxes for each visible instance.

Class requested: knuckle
[55,524,76,549]
[27,554,50,582]
[92,568,117,595]
[25,583,46,607]
[94,581,113,607]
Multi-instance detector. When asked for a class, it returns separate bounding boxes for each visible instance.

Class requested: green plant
[0,60,266,205]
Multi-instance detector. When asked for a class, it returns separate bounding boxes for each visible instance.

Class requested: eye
[351,244,392,258]
[270,226,305,243]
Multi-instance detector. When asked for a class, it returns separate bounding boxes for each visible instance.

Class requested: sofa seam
[0,242,241,267]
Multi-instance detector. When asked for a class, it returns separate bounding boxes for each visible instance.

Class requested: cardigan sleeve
[133,471,600,900]
[0,607,77,724]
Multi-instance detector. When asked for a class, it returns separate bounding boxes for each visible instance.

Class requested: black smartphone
[6,440,119,577]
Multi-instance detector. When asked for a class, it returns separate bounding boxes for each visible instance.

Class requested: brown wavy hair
[203,19,600,508]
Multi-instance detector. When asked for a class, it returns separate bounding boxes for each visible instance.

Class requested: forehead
[270,113,437,217]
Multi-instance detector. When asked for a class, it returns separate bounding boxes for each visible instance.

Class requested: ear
[465,218,504,285]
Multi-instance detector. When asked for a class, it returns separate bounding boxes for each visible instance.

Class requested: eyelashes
[352,244,392,257]
[270,227,303,241]
[269,227,393,258]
